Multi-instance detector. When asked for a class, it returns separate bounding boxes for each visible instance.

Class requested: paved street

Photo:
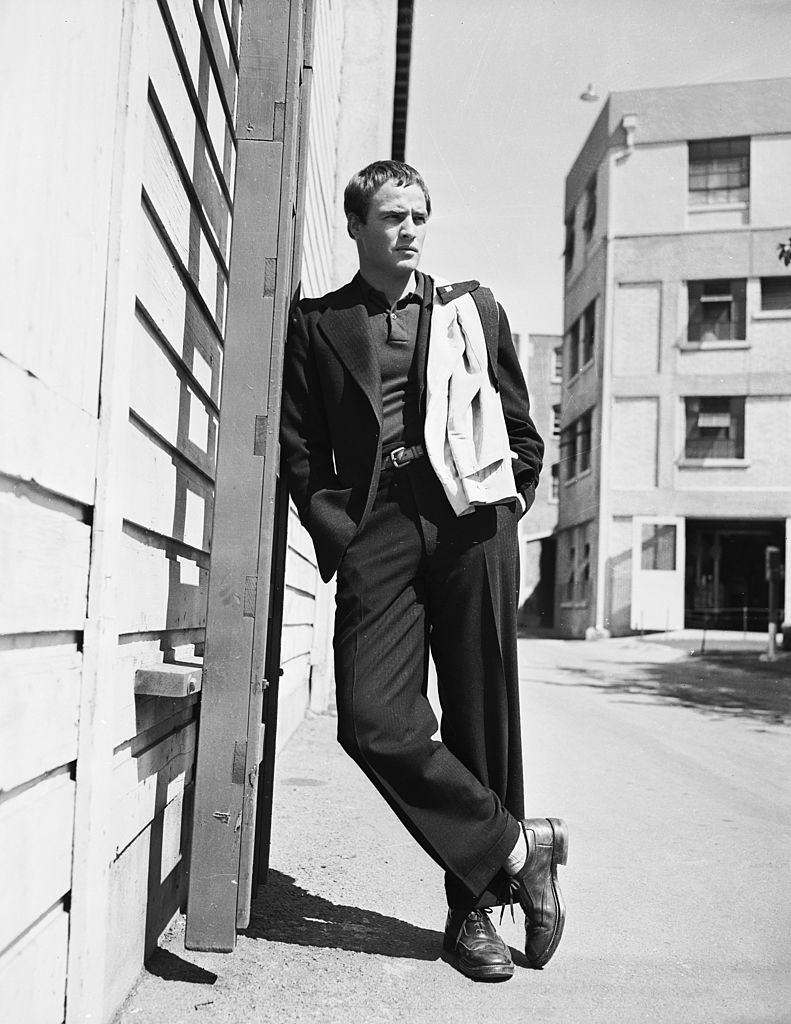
[116,637,791,1024]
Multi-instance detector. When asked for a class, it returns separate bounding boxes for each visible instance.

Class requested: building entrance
[685,519,786,630]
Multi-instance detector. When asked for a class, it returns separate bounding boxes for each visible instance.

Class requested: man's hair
[344,160,432,223]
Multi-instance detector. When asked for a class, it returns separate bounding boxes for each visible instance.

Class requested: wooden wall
[0,1,241,1020]
[277,0,345,739]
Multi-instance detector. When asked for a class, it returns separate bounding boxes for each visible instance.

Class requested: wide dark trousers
[333,458,525,910]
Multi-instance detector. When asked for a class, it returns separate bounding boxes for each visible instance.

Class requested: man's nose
[399,218,416,238]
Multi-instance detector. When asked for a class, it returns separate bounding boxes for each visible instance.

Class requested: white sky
[405,0,791,337]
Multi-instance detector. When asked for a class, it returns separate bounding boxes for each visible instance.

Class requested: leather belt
[381,444,426,470]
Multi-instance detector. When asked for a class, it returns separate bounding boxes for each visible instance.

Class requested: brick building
[557,77,791,637]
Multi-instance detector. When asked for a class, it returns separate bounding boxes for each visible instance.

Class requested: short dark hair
[344,160,431,223]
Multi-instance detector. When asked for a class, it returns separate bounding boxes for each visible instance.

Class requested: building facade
[557,78,791,638]
[516,333,562,628]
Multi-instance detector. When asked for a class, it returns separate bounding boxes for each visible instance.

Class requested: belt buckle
[389,446,407,469]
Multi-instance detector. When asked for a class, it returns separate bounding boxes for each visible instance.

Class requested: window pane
[761,277,791,311]
[685,396,745,458]
[641,524,676,571]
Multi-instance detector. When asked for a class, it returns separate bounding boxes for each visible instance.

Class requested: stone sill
[677,459,750,469]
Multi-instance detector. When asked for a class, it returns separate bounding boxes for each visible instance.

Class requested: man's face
[349,180,429,284]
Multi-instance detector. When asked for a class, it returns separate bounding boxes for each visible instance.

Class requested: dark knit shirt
[355,272,425,453]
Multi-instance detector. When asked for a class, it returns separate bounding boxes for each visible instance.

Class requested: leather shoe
[510,817,569,968]
[442,908,514,981]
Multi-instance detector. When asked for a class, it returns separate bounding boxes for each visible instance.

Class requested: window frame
[560,408,594,482]
[760,276,791,313]
[688,136,750,207]
[583,175,597,244]
[564,212,575,275]
[687,278,746,344]
[683,396,746,462]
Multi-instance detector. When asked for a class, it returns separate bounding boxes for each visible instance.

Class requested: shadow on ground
[243,870,443,960]
[543,651,791,726]
[145,948,218,985]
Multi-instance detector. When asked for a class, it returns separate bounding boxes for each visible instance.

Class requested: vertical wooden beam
[185,0,307,951]
[65,2,150,1020]
[250,0,316,896]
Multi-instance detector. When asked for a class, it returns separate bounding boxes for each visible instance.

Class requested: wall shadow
[243,870,443,961]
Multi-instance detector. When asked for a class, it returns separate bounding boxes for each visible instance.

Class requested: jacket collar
[315,273,436,423]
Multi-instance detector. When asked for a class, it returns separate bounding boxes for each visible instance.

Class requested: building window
[564,213,575,275]
[552,347,563,381]
[566,299,596,378]
[551,405,561,438]
[581,299,596,365]
[563,524,591,603]
[583,176,596,244]
[684,396,745,460]
[581,539,591,599]
[641,524,677,571]
[560,409,593,480]
[687,279,746,342]
[761,276,791,311]
[688,137,749,206]
[566,320,579,379]
[550,463,559,502]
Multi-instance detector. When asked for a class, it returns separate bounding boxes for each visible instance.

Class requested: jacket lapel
[318,289,382,425]
[415,274,434,409]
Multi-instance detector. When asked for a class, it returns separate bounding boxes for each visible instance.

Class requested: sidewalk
[115,706,536,1024]
[115,637,791,1024]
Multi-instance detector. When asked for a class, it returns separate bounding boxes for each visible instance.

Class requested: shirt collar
[356,271,425,310]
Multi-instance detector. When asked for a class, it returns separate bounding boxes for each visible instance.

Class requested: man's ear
[347,213,362,241]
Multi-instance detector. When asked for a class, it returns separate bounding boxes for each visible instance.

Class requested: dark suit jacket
[280,274,544,582]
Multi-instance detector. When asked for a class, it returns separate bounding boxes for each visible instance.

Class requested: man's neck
[358,268,416,307]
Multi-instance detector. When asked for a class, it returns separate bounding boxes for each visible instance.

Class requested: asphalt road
[116,637,791,1024]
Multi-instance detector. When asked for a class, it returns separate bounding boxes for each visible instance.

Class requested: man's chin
[393,253,420,270]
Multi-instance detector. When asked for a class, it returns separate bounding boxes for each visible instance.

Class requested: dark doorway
[685,519,785,630]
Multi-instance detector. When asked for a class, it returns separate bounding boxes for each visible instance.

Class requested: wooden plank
[142,100,228,318]
[0,773,75,951]
[136,206,223,399]
[66,5,151,1017]
[149,4,234,233]
[286,506,318,563]
[275,652,310,752]
[130,313,218,477]
[112,721,196,857]
[0,903,69,1024]
[104,784,191,1022]
[235,0,290,141]
[117,531,209,634]
[0,492,91,635]
[122,419,213,549]
[0,647,81,791]
[166,0,233,176]
[134,663,203,696]
[186,0,299,952]
[280,622,313,663]
[283,587,316,625]
[283,547,318,594]
[239,0,309,923]
[0,356,98,506]
[196,0,238,119]
[1,2,118,416]
[113,634,203,748]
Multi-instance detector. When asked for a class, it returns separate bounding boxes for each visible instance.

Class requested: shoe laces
[498,884,517,927]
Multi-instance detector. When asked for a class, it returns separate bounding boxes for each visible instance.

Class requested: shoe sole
[526,817,568,969]
[442,939,515,981]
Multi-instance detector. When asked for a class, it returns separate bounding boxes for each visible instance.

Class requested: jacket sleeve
[496,303,544,512]
[279,304,338,520]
